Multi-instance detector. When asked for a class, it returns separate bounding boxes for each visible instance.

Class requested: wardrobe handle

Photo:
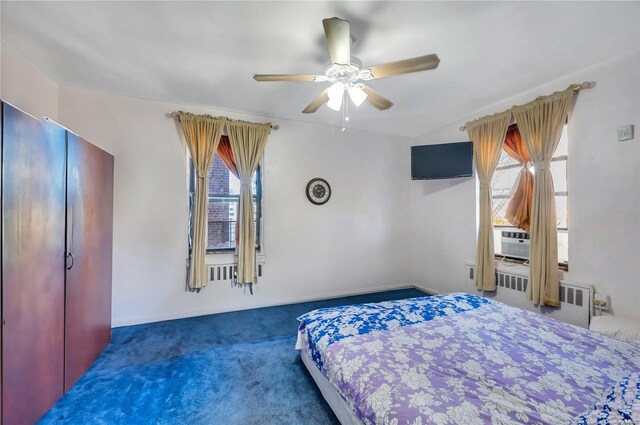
[66,252,74,270]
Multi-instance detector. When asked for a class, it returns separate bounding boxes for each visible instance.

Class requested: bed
[296,293,640,425]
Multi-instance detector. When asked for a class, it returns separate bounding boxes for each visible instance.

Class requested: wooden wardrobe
[1,102,114,425]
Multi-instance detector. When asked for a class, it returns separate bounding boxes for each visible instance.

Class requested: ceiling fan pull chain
[345,93,350,122]
[342,91,348,132]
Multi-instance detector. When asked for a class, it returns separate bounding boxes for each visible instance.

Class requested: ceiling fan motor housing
[326,64,359,86]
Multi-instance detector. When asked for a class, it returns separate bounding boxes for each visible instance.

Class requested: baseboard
[112,282,420,328]
[409,283,442,296]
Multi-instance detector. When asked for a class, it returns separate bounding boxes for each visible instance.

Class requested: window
[204,153,261,252]
[492,125,568,265]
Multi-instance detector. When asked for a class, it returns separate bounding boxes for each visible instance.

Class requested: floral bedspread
[297,293,640,425]
[296,293,489,371]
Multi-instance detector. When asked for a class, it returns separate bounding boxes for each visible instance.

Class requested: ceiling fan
[253,17,440,114]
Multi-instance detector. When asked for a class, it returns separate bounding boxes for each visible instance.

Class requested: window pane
[556,125,568,156]
[209,155,232,196]
[558,230,568,264]
[550,160,566,192]
[556,195,567,229]
[206,199,258,250]
[497,150,518,168]
[492,165,522,226]
[208,201,237,250]
[493,150,522,227]
[209,155,258,197]
[492,167,521,198]
[495,196,567,230]
[493,228,503,255]
[205,153,261,250]
[229,172,240,195]
[493,198,512,227]
[227,169,258,195]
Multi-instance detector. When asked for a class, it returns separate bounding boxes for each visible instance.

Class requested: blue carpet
[38,288,426,425]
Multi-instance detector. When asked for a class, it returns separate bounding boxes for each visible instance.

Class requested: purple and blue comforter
[296,293,640,425]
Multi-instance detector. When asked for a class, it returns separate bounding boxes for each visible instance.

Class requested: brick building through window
[205,153,260,252]
[208,154,232,249]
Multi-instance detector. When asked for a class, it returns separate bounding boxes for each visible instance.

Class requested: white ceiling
[1,1,638,137]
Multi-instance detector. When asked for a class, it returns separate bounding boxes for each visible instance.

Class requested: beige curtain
[467,111,511,291]
[512,85,576,307]
[177,112,225,289]
[227,120,271,288]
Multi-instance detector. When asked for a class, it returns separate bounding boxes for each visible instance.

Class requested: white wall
[1,40,58,120]
[57,87,411,326]
[408,51,640,319]
[5,33,638,325]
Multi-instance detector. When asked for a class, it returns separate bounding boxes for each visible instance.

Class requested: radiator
[467,265,593,328]
[207,262,263,284]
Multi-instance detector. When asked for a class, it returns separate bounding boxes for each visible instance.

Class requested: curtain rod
[170,111,279,130]
[458,81,596,132]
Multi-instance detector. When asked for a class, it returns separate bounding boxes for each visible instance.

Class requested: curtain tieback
[241,178,252,186]
[197,169,207,178]
[479,181,491,190]
[534,162,550,171]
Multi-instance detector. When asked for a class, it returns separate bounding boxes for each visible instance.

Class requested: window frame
[490,125,569,269]
[187,157,263,255]
[205,164,262,254]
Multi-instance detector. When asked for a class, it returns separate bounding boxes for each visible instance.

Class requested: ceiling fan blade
[322,17,351,65]
[302,91,329,114]
[366,54,440,79]
[361,85,393,110]
[253,74,326,82]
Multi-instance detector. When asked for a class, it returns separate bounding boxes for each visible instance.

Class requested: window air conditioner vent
[501,231,530,260]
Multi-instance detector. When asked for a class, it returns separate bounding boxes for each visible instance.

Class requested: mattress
[300,345,364,425]
[296,293,640,425]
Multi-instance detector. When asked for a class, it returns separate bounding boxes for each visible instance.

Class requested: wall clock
[306,178,331,205]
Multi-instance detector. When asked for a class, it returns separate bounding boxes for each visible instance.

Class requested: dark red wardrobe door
[2,104,66,424]
[64,133,113,391]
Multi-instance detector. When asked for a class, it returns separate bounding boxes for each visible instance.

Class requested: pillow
[590,316,640,344]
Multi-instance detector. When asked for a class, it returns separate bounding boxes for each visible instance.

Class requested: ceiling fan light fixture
[327,94,343,111]
[327,82,345,111]
[348,84,367,107]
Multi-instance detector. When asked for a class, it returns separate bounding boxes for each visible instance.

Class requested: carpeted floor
[39,288,427,425]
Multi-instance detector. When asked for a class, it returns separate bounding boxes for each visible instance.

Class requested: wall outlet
[617,125,634,142]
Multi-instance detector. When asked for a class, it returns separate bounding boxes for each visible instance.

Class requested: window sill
[205,251,265,266]
[465,257,568,277]
[206,246,261,255]
[495,254,569,272]
[492,255,568,272]
[494,225,568,232]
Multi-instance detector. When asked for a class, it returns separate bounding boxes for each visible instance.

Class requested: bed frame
[300,349,364,425]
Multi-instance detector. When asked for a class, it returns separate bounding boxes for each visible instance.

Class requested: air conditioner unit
[501,230,530,259]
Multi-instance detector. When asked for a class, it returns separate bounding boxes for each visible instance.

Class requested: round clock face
[306,178,331,205]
